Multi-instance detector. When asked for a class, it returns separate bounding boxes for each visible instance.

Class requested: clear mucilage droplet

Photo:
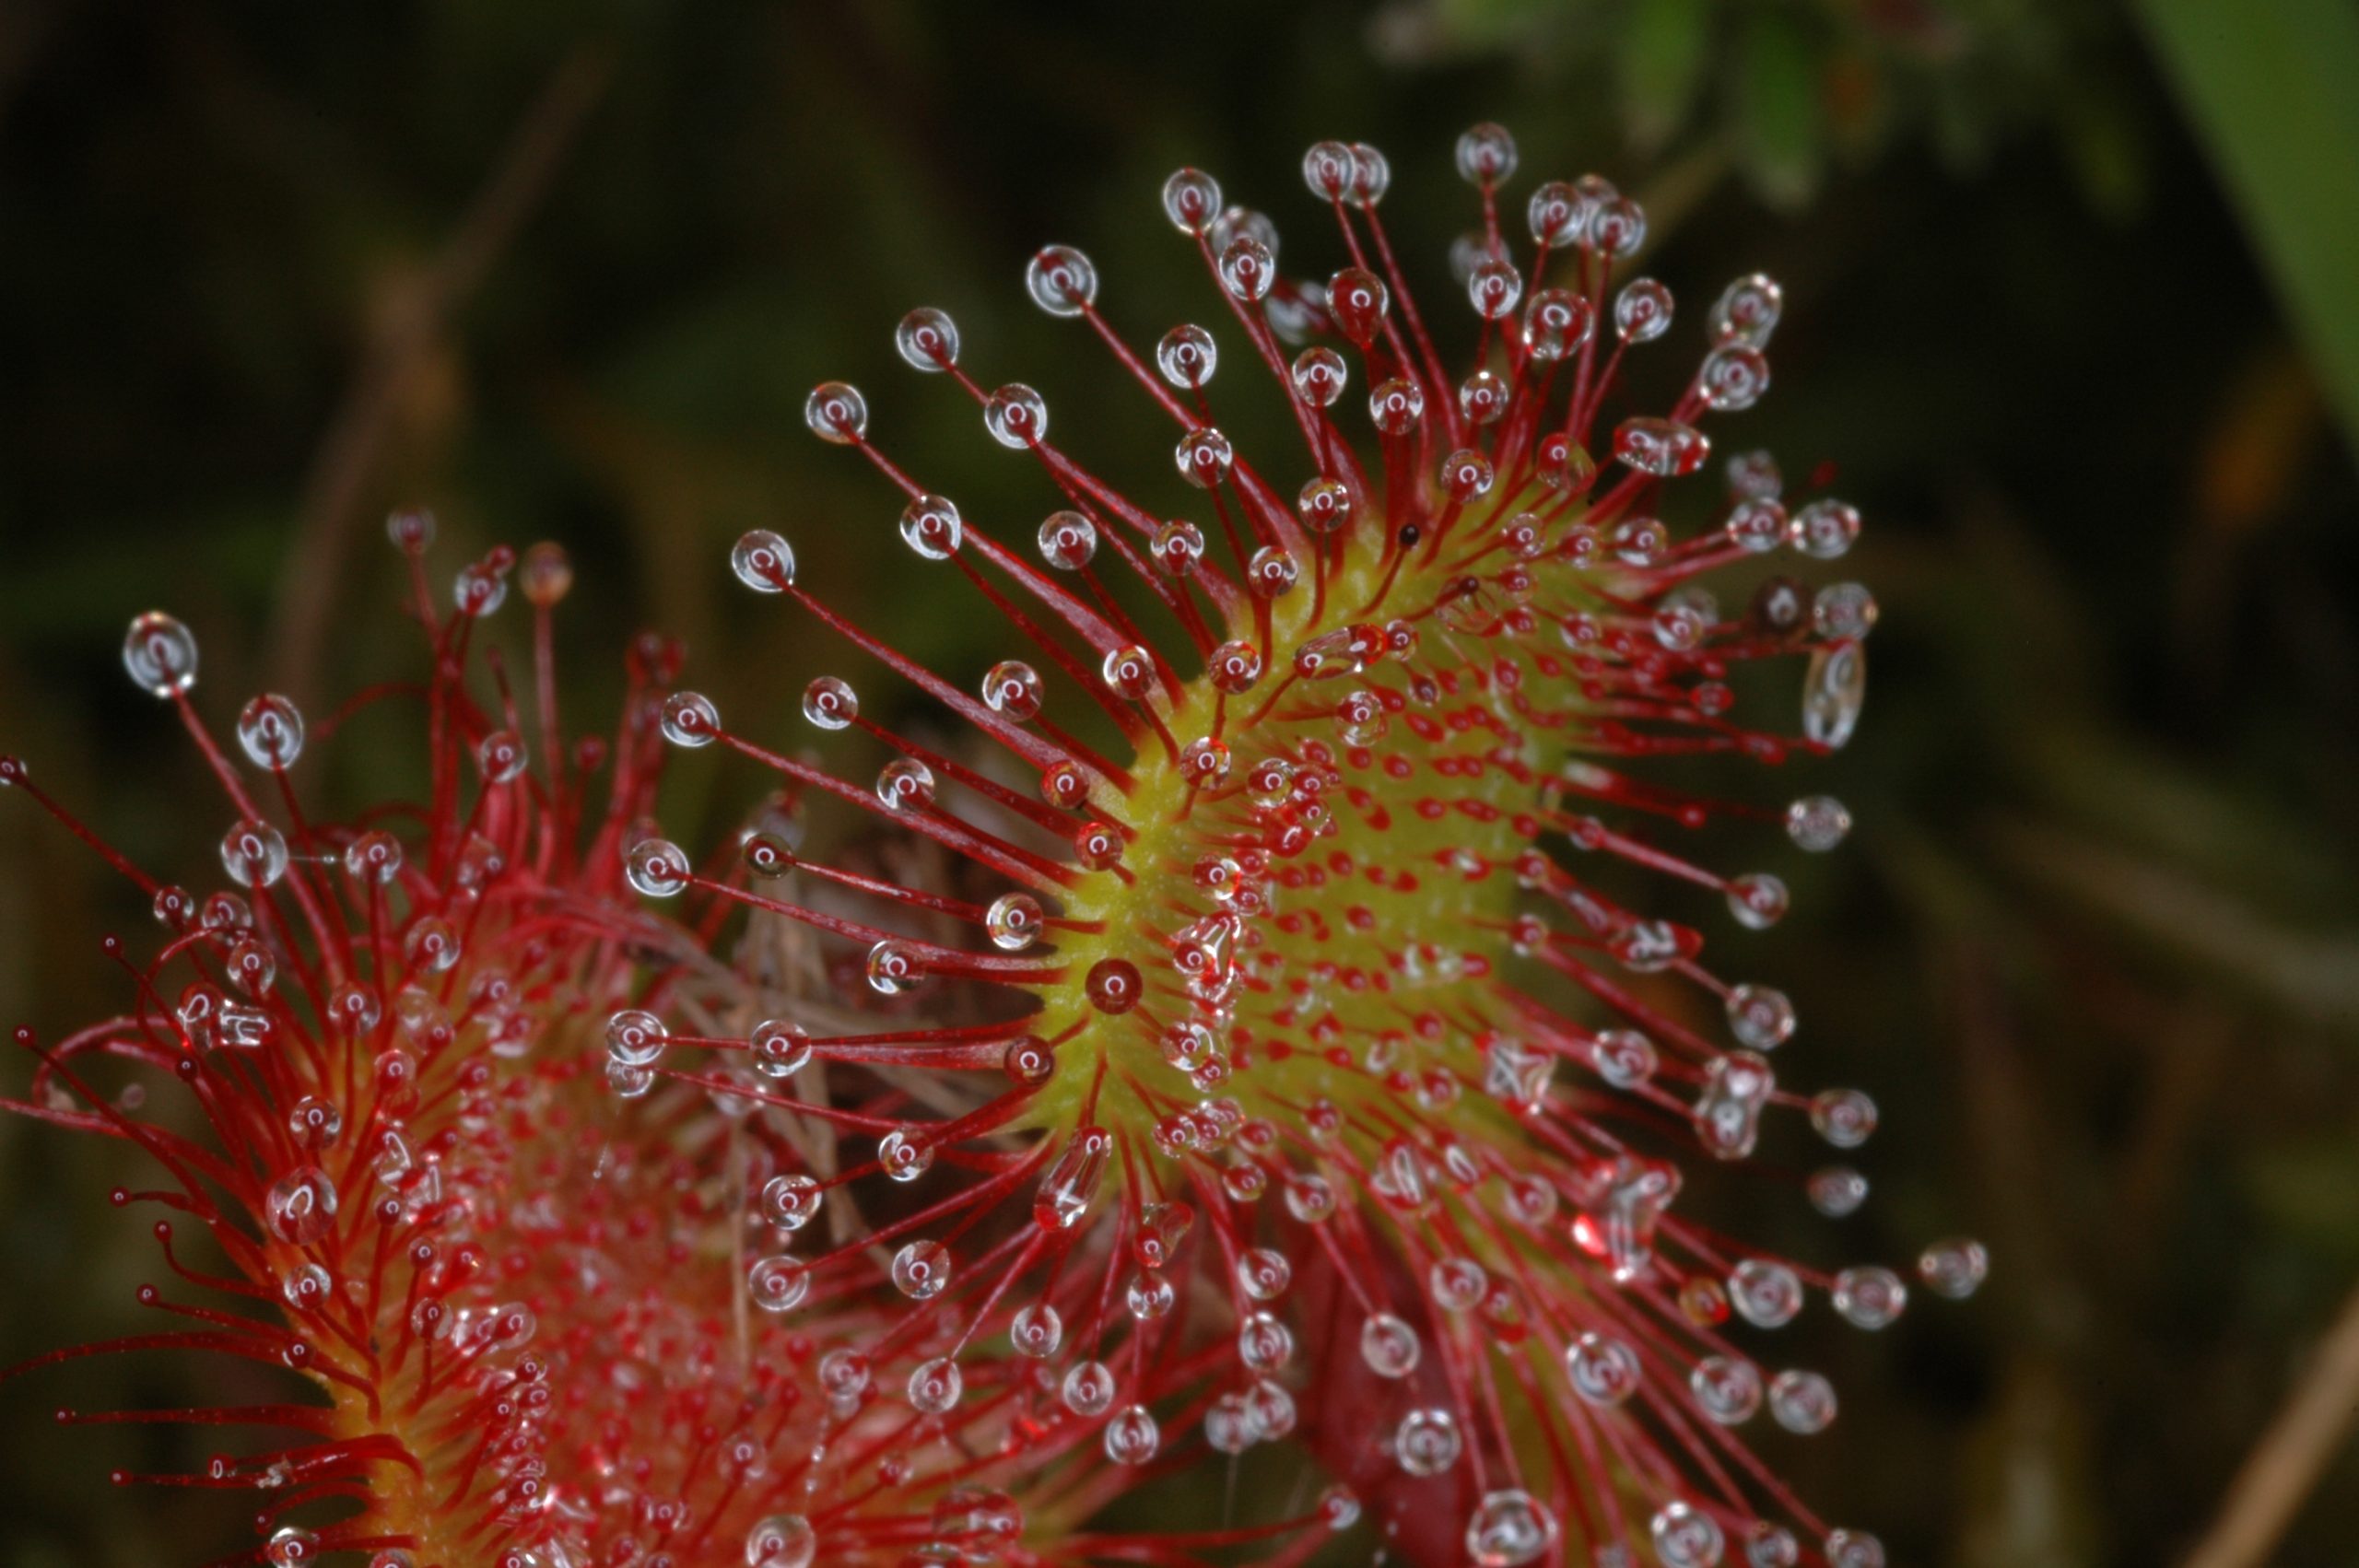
[338,830,401,888]
[759,1173,822,1230]
[1811,1086,1879,1148]
[1614,416,1710,478]
[1521,289,1593,363]
[1614,277,1673,343]
[985,892,1044,951]
[1786,794,1852,851]
[1466,255,1522,320]
[899,494,965,557]
[625,837,692,897]
[1651,1502,1725,1568]
[1062,1359,1115,1417]
[802,675,858,730]
[1824,1529,1888,1568]
[1769,1368,1838,1433]
[604,1009,668,1067]
[1711,272,1784,346]
[1394,1408,1463,1475]
[1103,1403,1160,1465]
[1161,168,1223,236]
[750,1019,812,1079]
[1034,1133,1109,1231]
[219,819,290,890]
[1792,497,1861,559]
[1731,1258,1804,1328]
[908,1356,962,1415]
[803,381,868,444]
[123,612,198,697]
[1726,983,1797,1050]
[878,1127,934,1183]
[236,695,305,769]
[875,758,935,813]
[1690,1355,1763,1425]
[891,1238,951,1299]
[1039,509,1097,569]
[980,660,1044,721]
[1813,582,1879,641]
[747,1254,811,1314]
[1566,1332,1643,1406]
[1592,1028,1659,1088]
[984,384,1049,450]
[1919,1237,1990,1299]
[1831,1265,1908,1330]
[731,529,796,591]
[1204,1394,1256,1455]
[1802,641,1867,749]
[1238,1310,1294,1373]
[1156,324,1217,389]
[1218,236,1274,302]
[659,691,720,748]
[895,306,960,370]
[264,1164,338,1246]
[745,1515,818,1568]
[1286,350,1346,416]
[1694,1050,1776,1159]
[1808,1165,1870,1217]
[865,939,926,996]
[1726,872,1790,930]
[1359,1312,1421,1377]
[475,731,527,784]
[1012,1302,1064,1359]
[1464,1490,1555,1568]
[1453,122,1519,188]
[1025,245,1098,318]
[1525,179,1583,245]
[1302,139,1357,200]
[1745,1523,1803,1568]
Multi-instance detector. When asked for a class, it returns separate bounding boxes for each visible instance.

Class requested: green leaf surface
[2135,0,2359,462]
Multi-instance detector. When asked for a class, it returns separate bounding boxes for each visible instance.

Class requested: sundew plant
[4,124,1982,1568]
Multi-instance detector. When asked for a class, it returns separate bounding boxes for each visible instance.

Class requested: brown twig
[2183,1278,2359,1568]
[268,45,610,705]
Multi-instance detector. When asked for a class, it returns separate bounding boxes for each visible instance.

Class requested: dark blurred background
[4,2,2357,1564]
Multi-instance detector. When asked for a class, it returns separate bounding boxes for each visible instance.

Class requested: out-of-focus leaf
[1734,9,1820,205]
[2135,0,2359,460]
[1620,0,1711,150]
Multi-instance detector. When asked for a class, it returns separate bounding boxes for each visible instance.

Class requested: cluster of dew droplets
[5,509,820,1566]
[577,116,1989,1568]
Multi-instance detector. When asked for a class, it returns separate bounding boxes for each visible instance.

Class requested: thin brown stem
[2183,1278,2359,1568]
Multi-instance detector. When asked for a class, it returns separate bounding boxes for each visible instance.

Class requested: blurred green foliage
[3,2,2357,1565]
[2134,0,2359,459]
